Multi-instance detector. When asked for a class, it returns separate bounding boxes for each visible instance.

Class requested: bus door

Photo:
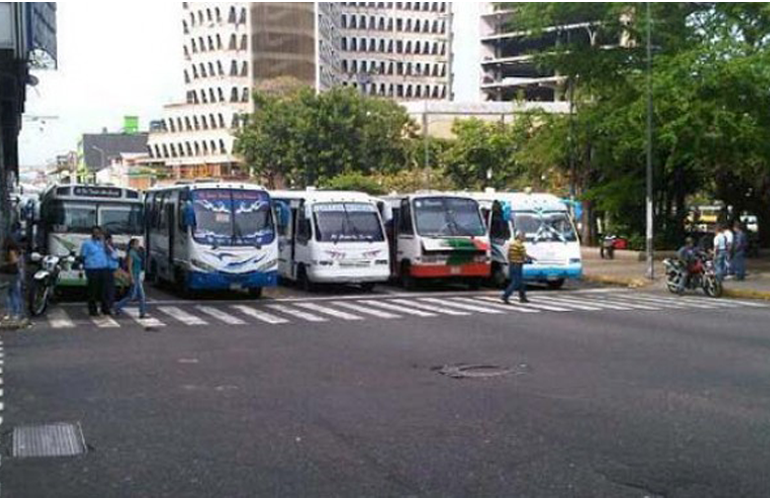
[165,196,176,269]
[274,199,295,280]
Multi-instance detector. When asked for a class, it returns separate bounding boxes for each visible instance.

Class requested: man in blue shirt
[80,226,109,316]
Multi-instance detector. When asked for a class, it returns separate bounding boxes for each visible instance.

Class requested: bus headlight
[316,260,334,266]
[191,259,217,272]
[474,255,490,263]
[569,258,582,264]
[375,259,388,266]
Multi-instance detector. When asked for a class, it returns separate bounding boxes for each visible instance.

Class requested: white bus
[271,190,390,291]
[380,193,491,289]
[145,182,278,296]
[37,184,144,289]
[470,191,582,289]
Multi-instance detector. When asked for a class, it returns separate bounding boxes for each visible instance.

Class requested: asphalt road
[1,284,770,497]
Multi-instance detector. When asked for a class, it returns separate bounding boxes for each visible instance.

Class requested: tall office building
[338,2,453,101]
[147,3,341,181]
[480,2,589,103]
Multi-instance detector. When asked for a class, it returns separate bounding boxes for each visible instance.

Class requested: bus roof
[271,190,377,204]
[42,183,142,201]
[146,181,268,193]
[380,192,480,205]
[462,191,568,212]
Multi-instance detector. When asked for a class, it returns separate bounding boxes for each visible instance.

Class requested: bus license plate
[450,266,461,275]
[230,283,244,291]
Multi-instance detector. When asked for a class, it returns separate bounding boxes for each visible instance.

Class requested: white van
[271,190,390,291]
[470,190,582,289]
[380,193,491,289]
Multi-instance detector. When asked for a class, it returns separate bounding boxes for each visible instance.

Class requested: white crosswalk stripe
[158,306,208,326]
[123,307,165,328]
[456,297,541,313]
[358,300,437,317]
[476,295,572,312]
[294,302,363,321]
[47,308,75,329]
[91,315,120,328]
[586,295,664,310]
[332,302,401,319]
[266,304,327,322]
[552,295,636,311]
[418,297,504,314]
[195,306,247,325]
[633,294,717,310]
[532,296,603,311]
[231,305,289,325]
[389,299,471,316]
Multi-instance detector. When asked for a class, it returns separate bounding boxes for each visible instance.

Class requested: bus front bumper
[522,264,583,281]
[410,263,490,279]
[187,270,278,291]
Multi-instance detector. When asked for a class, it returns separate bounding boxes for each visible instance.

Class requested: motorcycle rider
[676,237,698,294]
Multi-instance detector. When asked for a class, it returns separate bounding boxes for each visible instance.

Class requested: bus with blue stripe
[470,190,582,289]
[145,182,278,297]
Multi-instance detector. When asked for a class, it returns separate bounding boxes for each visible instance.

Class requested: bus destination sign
[73,186,124,198]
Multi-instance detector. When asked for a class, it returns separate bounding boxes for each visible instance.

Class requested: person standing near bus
[502,231,536,304]
[713,224,729,282]
[80,226,109,316]
[115,238,148,319]
[732,221,748,281]
[103,234,120,315]
[1,239,26,326]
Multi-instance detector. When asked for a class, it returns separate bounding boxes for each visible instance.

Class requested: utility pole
[645,2,654,280]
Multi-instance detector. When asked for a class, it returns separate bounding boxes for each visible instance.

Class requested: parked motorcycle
[663,253,722,298]
[600,234,617,259]
[27,252,75,317]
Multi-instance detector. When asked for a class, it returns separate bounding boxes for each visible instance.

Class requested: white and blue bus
[145,182,278,297]
[470,190,582,289]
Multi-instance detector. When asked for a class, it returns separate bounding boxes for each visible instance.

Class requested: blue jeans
[4,276,23,318]
[502,263,525,301]
[732,251,746,280]
[115,278,146,316]
[715,252,727,282]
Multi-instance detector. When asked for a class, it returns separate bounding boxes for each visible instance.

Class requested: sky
[19,2,482,169]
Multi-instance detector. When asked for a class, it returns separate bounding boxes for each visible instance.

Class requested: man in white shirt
[713,225,728,282]
[723,224,734,275]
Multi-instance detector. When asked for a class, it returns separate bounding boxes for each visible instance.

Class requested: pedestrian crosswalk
[41,292,768,332]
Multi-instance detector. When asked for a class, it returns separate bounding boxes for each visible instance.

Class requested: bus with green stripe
[36,184,144,289]
[379,193,491,289]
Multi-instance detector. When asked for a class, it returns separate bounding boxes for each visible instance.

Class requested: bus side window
[490,207,511,240]
[398,200,413,235]
[481,208,491,229]
[158,193,168,232]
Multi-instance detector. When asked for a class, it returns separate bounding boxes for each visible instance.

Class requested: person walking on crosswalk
[502,231,536,304]
[114,238,148,319]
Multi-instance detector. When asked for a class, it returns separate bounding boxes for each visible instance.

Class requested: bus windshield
[313,203,384,242]
[413,197,486,238]
[99,204,144,235]
[191,189,274,247]
[513,211,577,243]
[48,201,143,235]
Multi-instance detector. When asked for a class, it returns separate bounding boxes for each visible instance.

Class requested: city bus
[271,190,390,291]
[470,190,582,289]
[144,182,278,297]
[380,193,490,289]
[37,184,145,288]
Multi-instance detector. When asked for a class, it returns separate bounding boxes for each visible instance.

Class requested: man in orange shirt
[502,231,535,304]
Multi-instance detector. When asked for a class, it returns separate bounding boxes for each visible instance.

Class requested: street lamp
[645,2,654,280]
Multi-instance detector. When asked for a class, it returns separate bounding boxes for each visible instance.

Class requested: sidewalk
[581,246,770,300]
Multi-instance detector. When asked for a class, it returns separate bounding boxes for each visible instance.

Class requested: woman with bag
[114,238,148,319]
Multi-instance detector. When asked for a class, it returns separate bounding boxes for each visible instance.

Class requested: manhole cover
[434,363,531,379]
[13,422,87,458]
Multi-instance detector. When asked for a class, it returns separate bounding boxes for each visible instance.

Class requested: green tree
[235,86,417,189]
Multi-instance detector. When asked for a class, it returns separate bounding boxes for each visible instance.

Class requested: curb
[582,274,652,289]
[722,287,770,301]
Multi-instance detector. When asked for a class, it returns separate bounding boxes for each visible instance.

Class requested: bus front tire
[360,282,376,293]
[547,279,565,290]
[248,287,263,299]
[400,262,416,290]
[298,265,315,293]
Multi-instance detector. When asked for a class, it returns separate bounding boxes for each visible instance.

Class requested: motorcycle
[663,253,722,298]
[27,252,75,317]
[600,234,617,259]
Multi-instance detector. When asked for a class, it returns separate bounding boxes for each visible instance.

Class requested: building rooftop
[82,133,149,171]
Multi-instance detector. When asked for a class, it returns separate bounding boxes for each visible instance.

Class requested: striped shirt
[508,240,527,264]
